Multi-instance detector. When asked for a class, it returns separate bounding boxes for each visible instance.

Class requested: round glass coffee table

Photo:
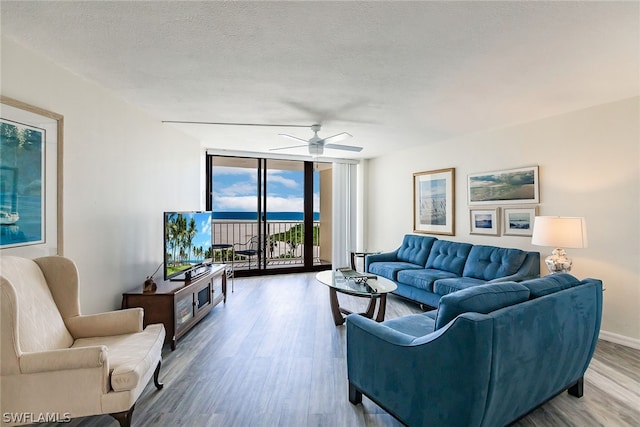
[316,270,397,326]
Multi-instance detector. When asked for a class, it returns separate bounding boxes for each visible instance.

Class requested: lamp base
[545,248,573,274]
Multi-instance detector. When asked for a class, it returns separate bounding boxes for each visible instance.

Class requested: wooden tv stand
[122,264,227,350]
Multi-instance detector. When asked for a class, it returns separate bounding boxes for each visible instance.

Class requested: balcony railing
[211,220,324,268]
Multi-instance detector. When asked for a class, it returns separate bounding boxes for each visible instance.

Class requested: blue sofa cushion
[425,240,473,275]
[462,245,527,280]
[382,312,436,338]
[369,262,423,281]
[434,282,530,330]
[396,234,437,266]
[433,277,487,296]
[397,268,458,292]
[519,273,581,298]
[392,282,442,308]
[423,309,437,320]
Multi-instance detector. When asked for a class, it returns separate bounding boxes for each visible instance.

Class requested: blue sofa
[366,234,540,307]
[347,274,603,427]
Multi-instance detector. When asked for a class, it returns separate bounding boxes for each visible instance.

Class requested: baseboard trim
[599,330,640,350]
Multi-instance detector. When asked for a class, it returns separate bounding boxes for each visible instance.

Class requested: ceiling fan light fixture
[274,124,362,155]
[308,143,324,156]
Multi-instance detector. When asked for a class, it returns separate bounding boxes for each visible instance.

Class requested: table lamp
[531,216,587,274]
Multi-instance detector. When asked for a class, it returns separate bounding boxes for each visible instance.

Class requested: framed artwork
[468,166,539,205]
[0,96,64,256]
[503,206,538,236]
[413,168,455,236]
[470,208,500,236]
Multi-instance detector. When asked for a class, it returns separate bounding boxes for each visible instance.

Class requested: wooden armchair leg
[568,376,584,398]
[111,404,135,427]
[349,382,363,405]
[154,360,164,390]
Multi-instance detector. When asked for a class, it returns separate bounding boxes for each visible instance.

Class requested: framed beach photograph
[468,166,539,205]
[413,168,455,236]
[0,96,64,256]
[470,208,499,236]
[503,206,538,236]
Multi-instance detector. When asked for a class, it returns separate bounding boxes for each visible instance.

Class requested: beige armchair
[0,256,165,427]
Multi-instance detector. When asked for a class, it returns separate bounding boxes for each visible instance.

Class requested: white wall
[366,97,640,347]
[1,38,202,314]
[3,36,639,346]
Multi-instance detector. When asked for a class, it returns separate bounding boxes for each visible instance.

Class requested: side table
[350,251,381,272]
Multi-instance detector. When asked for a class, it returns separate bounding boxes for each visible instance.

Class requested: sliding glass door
[206,155,331,276]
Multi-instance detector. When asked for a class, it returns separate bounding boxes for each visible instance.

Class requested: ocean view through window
[207,155,331,273]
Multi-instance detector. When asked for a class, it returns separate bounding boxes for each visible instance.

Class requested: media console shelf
[122,264,227,350]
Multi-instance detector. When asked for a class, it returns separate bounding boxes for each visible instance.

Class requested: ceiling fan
[161,120,363,156]
[271,124,363,156]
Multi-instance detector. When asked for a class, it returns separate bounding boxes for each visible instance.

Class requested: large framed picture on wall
[0,96,64,256]
[413,168,455,236]
[468,166,539,205]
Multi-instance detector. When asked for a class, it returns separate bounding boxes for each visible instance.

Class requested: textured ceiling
[1,1,638,159]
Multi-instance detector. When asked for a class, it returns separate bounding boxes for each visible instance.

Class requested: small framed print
[470,208,499,236]
[503,206,538,236]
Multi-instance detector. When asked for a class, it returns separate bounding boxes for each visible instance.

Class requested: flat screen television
[164,211,213,280]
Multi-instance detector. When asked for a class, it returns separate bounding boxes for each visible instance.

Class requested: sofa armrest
[365,249,399,272]
[346,314,429,346]
[66,308,143,339]
[346,313,494,426]
[20,346,108,374]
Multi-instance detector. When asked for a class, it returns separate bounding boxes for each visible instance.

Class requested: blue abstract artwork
[0,119,45,248]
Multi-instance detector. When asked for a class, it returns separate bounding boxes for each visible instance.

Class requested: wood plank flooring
[37,273,640,427]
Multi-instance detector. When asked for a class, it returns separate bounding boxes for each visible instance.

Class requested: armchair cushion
[73,323,165,392]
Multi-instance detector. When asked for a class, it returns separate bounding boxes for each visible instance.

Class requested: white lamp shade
[531,216,588,249]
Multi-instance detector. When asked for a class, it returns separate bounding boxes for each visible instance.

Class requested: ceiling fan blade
[324,143,363,152]
[269,144,309,152]
[321,132,352,145]
[278,134,309,144]
[163,120,309,128]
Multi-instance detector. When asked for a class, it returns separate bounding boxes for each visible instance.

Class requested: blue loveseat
[365,234,540,307]
[347,274,603,427]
